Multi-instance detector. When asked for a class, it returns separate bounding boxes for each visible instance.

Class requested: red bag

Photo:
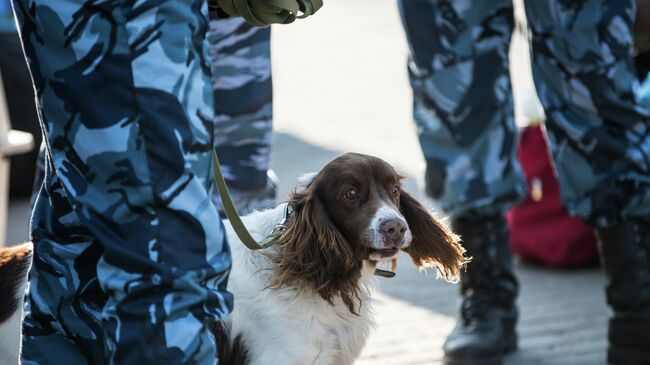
[506,125,599,267]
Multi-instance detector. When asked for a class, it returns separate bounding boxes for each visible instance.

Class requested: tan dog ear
[271,189,362,313]
[399,190,468,282]
[0,242,33,322]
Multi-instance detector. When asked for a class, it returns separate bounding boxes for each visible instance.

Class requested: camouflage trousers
[28,17,274,213]
[399,0,650,228]
[208,17,273,192]
[12,0,232,364]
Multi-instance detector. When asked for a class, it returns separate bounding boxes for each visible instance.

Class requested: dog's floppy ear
[0,243,32,324]
[0,242,33,363]
[399,190,468,282]
[271,188,362,313]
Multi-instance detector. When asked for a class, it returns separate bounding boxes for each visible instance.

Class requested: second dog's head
[271,153,467,313]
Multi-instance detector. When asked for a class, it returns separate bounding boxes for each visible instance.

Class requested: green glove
[212,0,323,27]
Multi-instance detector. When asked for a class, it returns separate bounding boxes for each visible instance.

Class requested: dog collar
[374,259,397,278]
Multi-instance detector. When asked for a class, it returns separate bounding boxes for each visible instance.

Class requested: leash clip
[259,204,293,246]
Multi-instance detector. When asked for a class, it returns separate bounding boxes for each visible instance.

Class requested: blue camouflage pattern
[0,0,15,32]
[208,17,273,192]
[12,0,232,364]
[29,16,276,216]
[398,0,528,218]
[399,0,650,228]
[641,73,650,108]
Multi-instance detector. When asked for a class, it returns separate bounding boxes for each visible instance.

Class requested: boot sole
[608,317,650,364]
[443,334,517,365]
[608,346,650,365]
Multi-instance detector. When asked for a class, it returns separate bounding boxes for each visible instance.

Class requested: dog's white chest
[297,300,371,364]
[222,205,376,365]
[227,284,372,365]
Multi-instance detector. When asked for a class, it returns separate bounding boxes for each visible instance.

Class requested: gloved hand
[210,0,323,26]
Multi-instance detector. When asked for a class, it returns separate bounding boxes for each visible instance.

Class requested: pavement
[5,0,609,363]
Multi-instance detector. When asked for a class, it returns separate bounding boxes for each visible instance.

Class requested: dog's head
[271,153,467,313]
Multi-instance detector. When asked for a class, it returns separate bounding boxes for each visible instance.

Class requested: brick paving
[356,255,607,365]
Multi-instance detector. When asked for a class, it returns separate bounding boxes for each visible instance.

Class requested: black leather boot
[597,219,650,365]
[443,213,519,365]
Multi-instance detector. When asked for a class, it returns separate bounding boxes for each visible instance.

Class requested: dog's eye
[392,185,400,197]
[345,188,359,200]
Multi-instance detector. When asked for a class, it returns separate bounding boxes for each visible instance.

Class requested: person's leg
[397,0,522,363]
[398,0,526,217]
[22,167,105,365]
[13,0,232,364]
[207,17,276,215]
[525,0,650,362]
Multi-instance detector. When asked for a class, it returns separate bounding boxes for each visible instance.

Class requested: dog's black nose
[380,218,407,244]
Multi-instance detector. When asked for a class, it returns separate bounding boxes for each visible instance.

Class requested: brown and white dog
[0,154,467,365]
[214,153,468,365]
[0,242,32,365]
